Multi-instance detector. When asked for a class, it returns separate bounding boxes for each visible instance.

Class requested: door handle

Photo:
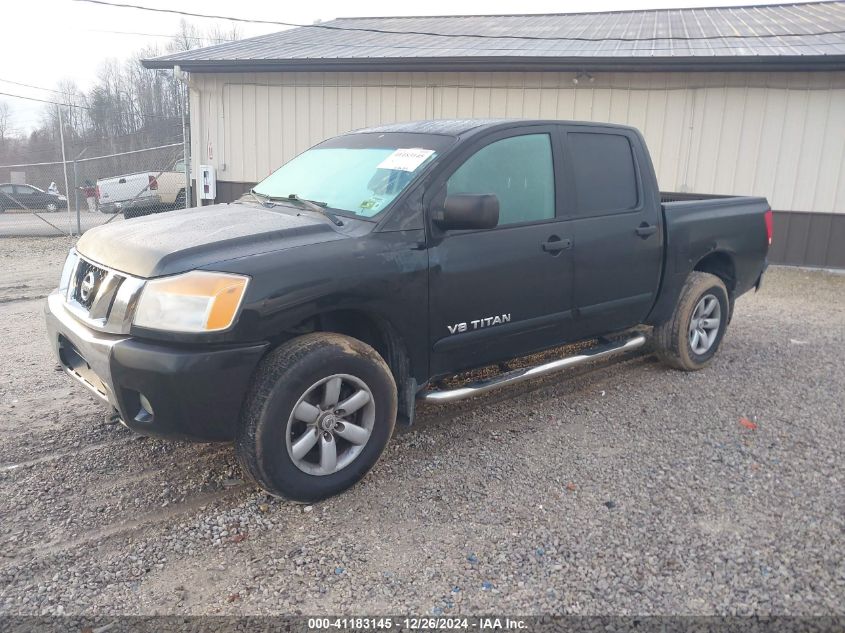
[635,223,658,238]
[541,237,573,253]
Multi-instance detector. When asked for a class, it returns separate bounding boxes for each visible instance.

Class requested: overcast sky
[0,0,821,133]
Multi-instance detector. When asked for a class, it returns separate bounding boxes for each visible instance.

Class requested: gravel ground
[0,237,843,616]
[0,210,119,237]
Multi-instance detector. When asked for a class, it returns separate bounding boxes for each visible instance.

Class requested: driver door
[426,127,576,376]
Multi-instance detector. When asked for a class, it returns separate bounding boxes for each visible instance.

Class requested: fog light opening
[135,393,154,423]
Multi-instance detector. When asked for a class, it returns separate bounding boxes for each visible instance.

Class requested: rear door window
[568,132,639,216]
[446,134,555,226]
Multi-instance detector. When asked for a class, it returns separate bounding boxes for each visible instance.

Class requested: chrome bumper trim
[45,291,127,407]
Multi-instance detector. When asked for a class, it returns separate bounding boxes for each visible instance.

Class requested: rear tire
[653,272,730,371]
[236,333,397,502]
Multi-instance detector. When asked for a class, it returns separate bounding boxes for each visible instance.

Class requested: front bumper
[45,291,268,441]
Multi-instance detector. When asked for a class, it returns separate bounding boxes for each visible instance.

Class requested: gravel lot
[0,237,843,616]
[0,209,119,237]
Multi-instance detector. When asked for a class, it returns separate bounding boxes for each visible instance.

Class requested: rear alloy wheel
[688,294,721,355]
[654,271,730,371]
[236,333,397,502]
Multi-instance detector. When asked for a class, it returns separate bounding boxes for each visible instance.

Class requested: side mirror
[432,194,499,231]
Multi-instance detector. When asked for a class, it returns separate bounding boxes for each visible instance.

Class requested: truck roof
[350,118,638,137]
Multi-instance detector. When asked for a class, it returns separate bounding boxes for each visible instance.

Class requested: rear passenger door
[562,126,663,337]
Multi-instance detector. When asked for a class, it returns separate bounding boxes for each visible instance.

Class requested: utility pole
[175,65,192,209]
[57,104,73,236]
[73,147,88,236]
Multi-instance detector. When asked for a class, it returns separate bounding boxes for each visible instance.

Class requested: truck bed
[646,192,770,326]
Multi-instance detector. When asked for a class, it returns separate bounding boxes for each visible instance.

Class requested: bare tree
[0,101,9,144]
[1,20,241,164]
[206,23,242,45]
[168,19,204,54]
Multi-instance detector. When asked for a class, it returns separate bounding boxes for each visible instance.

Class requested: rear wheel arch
[694,251,736,294]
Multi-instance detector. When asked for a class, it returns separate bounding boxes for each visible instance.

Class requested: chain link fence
[0,143,187,237]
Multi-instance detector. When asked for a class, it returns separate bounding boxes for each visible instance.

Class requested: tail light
[95,185,100,200]
[764,209,773,246]
[148,175,158,191]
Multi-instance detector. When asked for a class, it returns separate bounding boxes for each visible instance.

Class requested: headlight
[133,271,249,333]
[59,250,78,296]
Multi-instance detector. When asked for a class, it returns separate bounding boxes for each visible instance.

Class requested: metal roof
[350,119,508,135]
[143,2,845,72]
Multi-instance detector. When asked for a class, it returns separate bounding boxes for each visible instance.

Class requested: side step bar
[419,334,647,404]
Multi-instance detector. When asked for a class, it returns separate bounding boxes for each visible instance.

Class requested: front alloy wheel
[236,333,397,502]
[286,374,375,476]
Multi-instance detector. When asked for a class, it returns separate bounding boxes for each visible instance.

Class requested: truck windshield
[252,146,438,218]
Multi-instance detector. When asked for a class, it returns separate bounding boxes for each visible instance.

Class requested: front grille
[61,250,144,334]
[72,259,108,309]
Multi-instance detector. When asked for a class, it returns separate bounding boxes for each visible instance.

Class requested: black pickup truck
[45,119,771,501]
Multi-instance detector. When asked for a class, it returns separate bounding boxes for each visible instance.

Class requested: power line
[71,0,845,43]
[84,28,236,42]
[0,89,183,121]
[0,90,88,110]
[0,78,67,96]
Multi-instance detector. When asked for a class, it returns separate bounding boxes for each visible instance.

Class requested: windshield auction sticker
[377,148,435,172]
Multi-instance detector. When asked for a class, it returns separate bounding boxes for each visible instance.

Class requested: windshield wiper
[245,189,277,206]
[285,194,343,226]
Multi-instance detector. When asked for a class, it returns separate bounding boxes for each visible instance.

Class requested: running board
[419,334,647,403]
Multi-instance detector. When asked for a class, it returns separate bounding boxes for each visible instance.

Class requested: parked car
[45,120,770,501]
[96,161,186,218]
[0,183,68,212]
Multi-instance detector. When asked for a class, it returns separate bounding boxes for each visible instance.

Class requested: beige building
[145,2,845,268]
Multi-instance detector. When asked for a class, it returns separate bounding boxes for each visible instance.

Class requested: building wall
[188,70,845,267]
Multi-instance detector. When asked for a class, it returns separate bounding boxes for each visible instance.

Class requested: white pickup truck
[97,161,187,218]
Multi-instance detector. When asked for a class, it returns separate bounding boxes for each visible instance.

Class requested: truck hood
[76,203,346,278]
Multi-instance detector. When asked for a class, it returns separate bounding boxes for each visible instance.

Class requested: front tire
[46,202,58,212]
[236,333,397,502]
[653,272,730,371]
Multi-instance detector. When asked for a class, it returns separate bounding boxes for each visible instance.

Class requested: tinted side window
[447,134,555,226]
[0,185,14,194]
[568,132,638,216]
[16,186,35,194]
